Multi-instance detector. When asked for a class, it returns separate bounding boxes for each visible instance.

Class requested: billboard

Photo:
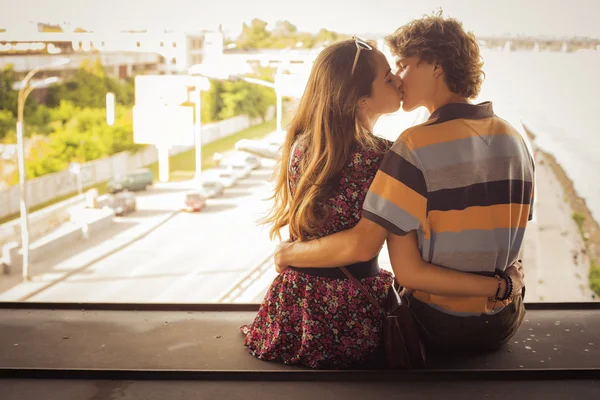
[135,75,209,105]
[133,75,209,147]
[133,105,195,147]
[275,73,310,98]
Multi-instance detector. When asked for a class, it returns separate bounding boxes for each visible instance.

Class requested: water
[478,49,600,222]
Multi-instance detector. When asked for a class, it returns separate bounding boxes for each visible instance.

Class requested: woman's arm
[387,231,523,298]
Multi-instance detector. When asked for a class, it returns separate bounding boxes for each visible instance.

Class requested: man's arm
[387,232,525,298]
[275,218,387,270]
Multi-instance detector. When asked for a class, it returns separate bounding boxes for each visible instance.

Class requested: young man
[274,15,534,351]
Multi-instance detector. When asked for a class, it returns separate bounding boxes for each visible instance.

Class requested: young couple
[241,14,535,369]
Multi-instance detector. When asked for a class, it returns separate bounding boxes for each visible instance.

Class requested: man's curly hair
[385,13,484,99]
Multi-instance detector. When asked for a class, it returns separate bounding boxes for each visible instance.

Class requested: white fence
[0,108,274,222]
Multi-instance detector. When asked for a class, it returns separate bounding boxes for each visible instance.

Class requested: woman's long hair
[264,39,381,241]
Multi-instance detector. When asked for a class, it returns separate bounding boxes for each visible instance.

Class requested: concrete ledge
[0,303,598,374]
[0,194,85,248]
[2,207,115,271]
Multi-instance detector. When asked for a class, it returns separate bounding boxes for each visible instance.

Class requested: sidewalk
[521,154,594,302]
[0,194,182,301]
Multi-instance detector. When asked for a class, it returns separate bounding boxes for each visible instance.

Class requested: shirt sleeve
[362,138,428,236]
[528,170,535,221]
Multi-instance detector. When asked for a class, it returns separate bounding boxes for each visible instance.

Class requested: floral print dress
[241,137,395,369]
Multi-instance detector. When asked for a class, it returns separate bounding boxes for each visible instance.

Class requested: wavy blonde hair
[263,39,381,241]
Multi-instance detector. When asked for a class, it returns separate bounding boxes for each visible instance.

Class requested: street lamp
[16,57,69,281]
[185,82,209,188]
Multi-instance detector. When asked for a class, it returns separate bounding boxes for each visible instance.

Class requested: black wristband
[500,275,513,301]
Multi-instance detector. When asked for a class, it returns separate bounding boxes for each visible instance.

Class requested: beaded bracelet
[494,275,503,299]
[499,275,513,301]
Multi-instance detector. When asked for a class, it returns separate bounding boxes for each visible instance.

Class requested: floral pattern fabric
[241,137,394,369]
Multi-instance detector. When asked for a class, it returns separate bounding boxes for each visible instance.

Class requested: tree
[0,65,19,116]
[219,80,275,122]
[233,19,348,50]
[0,110,15,142]
[236,19,272,49]
[46,58,134,108]
[38,23,63,32]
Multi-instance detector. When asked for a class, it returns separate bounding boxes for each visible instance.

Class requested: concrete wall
[2,207,115,270]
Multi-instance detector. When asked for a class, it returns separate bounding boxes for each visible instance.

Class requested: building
[0,28,225,81]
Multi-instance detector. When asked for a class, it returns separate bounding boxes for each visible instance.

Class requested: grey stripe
[417,235,432,262]
[427,156,534,191]
[431,249,521,273]
[431,228,526,254]
[388,139,422,168]
[414,134,529,170]
[363,192,421,233]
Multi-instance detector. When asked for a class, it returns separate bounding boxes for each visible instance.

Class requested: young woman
[241,38,401,369]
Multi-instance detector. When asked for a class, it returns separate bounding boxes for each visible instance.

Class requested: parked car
[217,151,262,170]
[225,164,252,179]
[198,181,224,198]
[201,169,237,188]
[107,169,154,193]
[183,191,207,212]
[234,139,280,160]
[109,191,137,216]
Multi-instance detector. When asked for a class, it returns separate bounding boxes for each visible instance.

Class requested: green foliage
[0,65,19,116]
[201,82,225,123]
[38,23,63,32]
[572,211,586,237]
[46,58,134,108]
[1,56,274,186]
[21,102,140,180]
[234,19,348,50]
[219,80,275,122]
[590,259,600,297]
[0,109,16,142]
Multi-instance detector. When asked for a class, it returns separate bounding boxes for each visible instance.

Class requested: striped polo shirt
[363,102,535,315]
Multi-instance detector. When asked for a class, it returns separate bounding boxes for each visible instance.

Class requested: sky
[1,0,599,38]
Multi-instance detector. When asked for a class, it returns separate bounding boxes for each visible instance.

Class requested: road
[1,160,278,303]
[2,112,595,304]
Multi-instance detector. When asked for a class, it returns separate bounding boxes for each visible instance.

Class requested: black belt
[290,257,380,279]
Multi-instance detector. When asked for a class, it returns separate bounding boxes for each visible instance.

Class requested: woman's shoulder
[353,137,392,161]
[374,137,394,155]
[342,138,390,177]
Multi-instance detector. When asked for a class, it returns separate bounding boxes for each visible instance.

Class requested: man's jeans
[408,294,526,353]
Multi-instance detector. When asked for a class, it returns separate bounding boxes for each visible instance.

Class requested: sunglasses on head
[351,36,373,76]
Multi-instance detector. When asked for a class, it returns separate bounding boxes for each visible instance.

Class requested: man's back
[405,102,534,273]
[364,101,534,314]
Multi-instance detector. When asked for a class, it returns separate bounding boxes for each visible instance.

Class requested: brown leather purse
[340,266,427,370]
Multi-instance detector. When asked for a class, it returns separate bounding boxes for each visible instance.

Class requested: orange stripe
[429,203,530,233]
[404,117,520,149]
[369,171,429,238]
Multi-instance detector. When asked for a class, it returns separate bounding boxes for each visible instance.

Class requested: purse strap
[339,266,387,315]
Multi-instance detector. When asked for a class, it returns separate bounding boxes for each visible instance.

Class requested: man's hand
[505,261,525,298]
[274,240,293,274]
